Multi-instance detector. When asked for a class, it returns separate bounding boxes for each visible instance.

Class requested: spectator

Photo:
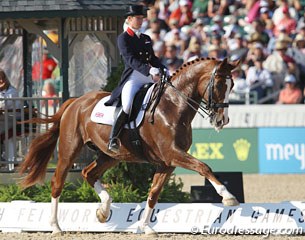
[272,0,298,26]
[42,82,59,107]
[164,28,186,57]
[192,18,207,45]
[32,48,57,81]
[277,74,303,104]
[211,14,225,35]
[0,69,21,170]
[153,40,166,60]
[144,18,167,40]
[192,0,209,19]
[207,44,222,59]
[183,36,202,62]
[273,5,297,37]
[145,7,169,32]
[162,44,183,73]
[289,34,305,91]
[264,19,275,40]
[209,33,227,58]
[227,33,249,62]
[259,6,271,26]
[245,42,266,68]
[296,13,305,31]
[247,32,265,48]
[246,56,273,100]
[157,0,171,25]
[169,0,193,28]
[229,66,248,104]
[150,29,163,44]
[263,41,290,91]
[207,0,230,18]
[251,19,270,46]
[245,0,261,24]
[0,68,21,132]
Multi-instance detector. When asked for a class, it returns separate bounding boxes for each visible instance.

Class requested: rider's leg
[121,71,153,114]
[108,108,128,153]
[108,71,153,153]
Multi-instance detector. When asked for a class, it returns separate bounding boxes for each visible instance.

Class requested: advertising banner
[259,128,305,173]
[0,201,304,235]
[175,129,258,174]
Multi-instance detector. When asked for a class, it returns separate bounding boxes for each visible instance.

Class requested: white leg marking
[210,180,235,199]
[94,180,111,203]
[50,197,62,234]
[94,180,112,223]
[138,200,157,235]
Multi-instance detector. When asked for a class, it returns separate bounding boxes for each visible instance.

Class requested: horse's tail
[19,98,77,188]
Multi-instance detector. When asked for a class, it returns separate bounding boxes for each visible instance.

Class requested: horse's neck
[163,67,202,123]
[171,64,204,104]
[172,70,198,97]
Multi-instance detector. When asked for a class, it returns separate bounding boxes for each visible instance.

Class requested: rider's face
[128,15,144,30]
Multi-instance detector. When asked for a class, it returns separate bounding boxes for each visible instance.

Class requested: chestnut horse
[19,58,239,235]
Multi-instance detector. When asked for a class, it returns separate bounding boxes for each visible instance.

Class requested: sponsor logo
[265,143,305,170]
[191,143,224,160]
[233,139,251,161]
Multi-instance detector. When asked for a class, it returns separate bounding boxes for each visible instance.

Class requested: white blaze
[223,77,231,124]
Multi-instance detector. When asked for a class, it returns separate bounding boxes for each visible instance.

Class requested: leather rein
[158,64,230,119]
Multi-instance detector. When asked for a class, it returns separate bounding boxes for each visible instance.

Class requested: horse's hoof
[51,230,63,236]
[144,227,158,237]
[145,230,158,237]
[50,223,63,235]
[222,197,239,206]
[96,208,108,223]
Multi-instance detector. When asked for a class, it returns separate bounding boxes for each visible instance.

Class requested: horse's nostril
[217,120,222,126]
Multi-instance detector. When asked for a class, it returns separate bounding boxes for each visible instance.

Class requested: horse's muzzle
[212,114,229,131]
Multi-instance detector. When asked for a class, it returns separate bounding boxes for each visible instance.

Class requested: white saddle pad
[91,84,155,129]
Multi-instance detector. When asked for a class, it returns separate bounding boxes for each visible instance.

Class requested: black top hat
[125,5,148,17]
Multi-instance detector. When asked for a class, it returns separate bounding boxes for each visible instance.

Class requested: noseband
[206,64,229,110]
[158,63,230,119]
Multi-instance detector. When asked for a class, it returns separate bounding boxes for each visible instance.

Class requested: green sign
[175,128,258,174]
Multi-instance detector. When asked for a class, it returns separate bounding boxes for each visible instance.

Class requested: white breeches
[121,70,153,114]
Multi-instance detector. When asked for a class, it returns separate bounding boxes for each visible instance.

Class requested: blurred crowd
[141,0,305,104]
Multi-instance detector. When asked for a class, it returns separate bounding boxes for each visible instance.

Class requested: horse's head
[200,58,240,131]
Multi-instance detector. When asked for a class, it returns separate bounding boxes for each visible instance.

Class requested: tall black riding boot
[108,109,128,153]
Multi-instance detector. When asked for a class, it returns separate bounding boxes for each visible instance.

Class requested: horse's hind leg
[50,135,83,234]
[138,164,175,236]
[81,152,120,223]
[169,152,239,206]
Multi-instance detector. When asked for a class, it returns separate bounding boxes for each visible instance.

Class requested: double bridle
[206,64,230,110]
[158,64,230,119]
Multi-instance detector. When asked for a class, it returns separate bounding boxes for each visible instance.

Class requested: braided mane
[170,57,217,80]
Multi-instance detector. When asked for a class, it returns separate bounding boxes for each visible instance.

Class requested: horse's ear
[228,58,241,71]
[218,57,228,70]
[220,57,228,66]
[220,57,240,71]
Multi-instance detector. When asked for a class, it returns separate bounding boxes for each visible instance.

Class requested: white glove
[164,68,171,77]
[149,67,160,76]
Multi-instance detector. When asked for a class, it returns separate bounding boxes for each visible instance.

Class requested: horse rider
[104,4,167,153]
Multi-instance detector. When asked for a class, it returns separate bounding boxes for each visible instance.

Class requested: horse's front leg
[169,151,239,206]
[81,154,120,223]
[137,165,175,236]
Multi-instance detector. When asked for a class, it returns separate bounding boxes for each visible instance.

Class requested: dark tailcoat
[105,27,164,106]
